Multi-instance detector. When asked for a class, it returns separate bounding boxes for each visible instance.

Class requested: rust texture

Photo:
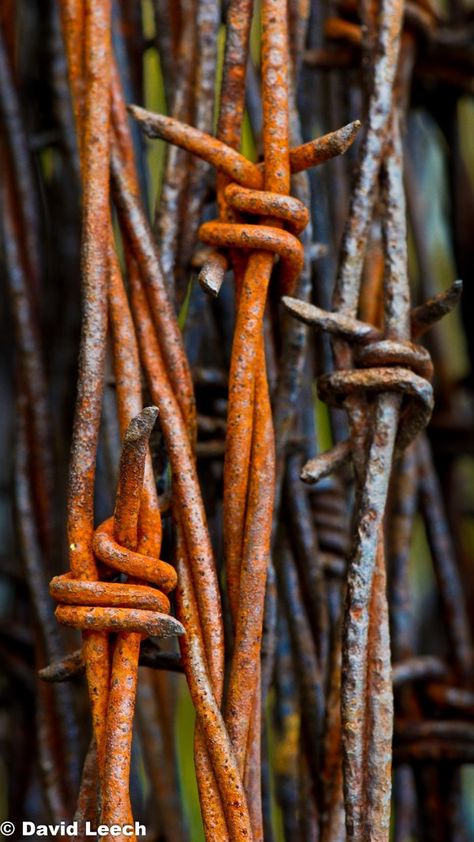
[52,408,184,830]
[131,5,364,837]
[1,0,473,840]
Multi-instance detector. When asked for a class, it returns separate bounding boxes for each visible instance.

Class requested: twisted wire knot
[128,106,363,300]
[319,336,434,457]
[51,518,180,638]
[199,182,309,296]
[283,282,463,482]
[51,408,183,640]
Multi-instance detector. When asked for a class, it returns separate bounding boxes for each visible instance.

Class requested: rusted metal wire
[0,16,81,821]
[52,408,184,827]
[285,196,465,842]
[283,1,471,837]
[131,5,366,838]
[51,4,192,836]
[2,1,474,839]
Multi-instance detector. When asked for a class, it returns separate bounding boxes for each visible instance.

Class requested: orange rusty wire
[54,2,187,834]
[110,59,250,840]
[56,0,114,787]
[131,3,361,836]
[3,1,470,839]
[220,0,291,794]
[51,409,184,829]
[59,5,255,836]
[54,1,361,837]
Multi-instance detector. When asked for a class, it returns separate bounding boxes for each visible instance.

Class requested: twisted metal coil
[283,289,464,480]
[129,6,362,833]
[51,407,183,832]
[199,185,308,295]
[51,520,179,636]
[51,409,182,639]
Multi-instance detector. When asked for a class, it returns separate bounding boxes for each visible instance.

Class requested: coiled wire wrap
[199,184,309,296]
[51,408,182,640]
[283,296,436,475]
[319,339,434,458]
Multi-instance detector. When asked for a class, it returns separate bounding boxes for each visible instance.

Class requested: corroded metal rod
[2,1,473,839]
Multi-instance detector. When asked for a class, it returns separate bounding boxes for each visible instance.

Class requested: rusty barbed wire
[1,0,473,839]
[282,0,471,836]
[131,7,363,838]
[284,223,465,841]
[52,407,184,830]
